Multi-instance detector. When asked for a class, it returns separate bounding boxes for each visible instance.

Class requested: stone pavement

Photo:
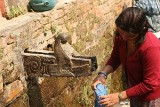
[113,101,130,107]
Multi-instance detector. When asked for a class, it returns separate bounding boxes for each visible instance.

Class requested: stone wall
[0,0,29,18]
[0,0,131,106]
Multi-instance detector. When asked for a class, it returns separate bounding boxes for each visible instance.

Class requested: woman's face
[117,27,138,41]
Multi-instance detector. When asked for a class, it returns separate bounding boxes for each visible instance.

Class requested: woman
[92,7,160,107]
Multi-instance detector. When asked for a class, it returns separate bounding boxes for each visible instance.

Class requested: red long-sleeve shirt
[107,31,160,101]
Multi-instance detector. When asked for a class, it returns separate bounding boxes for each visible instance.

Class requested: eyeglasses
[116,27,138,40]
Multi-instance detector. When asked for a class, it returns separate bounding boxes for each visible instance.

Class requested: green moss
[0,48,3,53]
[76,80,94,106]
[0,54,3,60]
[50,24,57,34]
[6,5,27,20]
[0,48,3,60]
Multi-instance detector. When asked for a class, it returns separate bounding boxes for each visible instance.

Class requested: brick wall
[0,0,132,106]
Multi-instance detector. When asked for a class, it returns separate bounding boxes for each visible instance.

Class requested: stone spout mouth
[23,33,98,77]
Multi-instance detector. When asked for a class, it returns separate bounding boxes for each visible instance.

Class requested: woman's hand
[99,93,119,107]
[91,65,113,90]
[91,74,106,90]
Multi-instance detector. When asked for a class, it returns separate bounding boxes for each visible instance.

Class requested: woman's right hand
[91,74,106,90]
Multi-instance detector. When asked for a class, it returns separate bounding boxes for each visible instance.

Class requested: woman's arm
[92,65,114,89]
[92,36,121,89]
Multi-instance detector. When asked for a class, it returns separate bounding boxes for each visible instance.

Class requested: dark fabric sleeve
[106,36,121,71]
[126,47,160,98]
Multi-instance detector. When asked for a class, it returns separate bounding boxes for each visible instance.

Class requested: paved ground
[113,101,130,107]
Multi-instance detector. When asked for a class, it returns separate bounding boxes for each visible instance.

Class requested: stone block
[53,9,65,20]
[6,35,16,45]
[7,0,29,9]
[44,31,53,41]
[0,54,3,60]
[38,41,48,49]
[0,61,3,71]
[47,38,54,45]
[0,37,7,48]
[3,65,21,84]
[0,73,3,94]
[0,94,5,107]
[3,45,13,55]
[3,80,23,106]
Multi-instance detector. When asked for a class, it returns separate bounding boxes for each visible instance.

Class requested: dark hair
[115,7,149,47]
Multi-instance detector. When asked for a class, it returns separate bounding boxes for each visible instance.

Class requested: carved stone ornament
[23,33,97,77]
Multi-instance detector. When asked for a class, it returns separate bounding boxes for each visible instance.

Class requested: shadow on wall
[27,77,44,107]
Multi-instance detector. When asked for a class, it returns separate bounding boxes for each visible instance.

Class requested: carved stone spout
[23,33,97,77]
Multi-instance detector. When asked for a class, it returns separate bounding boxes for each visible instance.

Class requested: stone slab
[3,80,23,106]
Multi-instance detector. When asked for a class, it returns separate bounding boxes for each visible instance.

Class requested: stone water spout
[23,33,97,77]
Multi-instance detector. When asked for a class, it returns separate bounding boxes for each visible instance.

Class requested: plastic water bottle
[94,83,108,107]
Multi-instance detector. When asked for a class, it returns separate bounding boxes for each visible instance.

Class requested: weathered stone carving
[23,33,97,77]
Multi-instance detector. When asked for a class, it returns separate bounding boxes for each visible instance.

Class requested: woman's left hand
[99,93,119,107]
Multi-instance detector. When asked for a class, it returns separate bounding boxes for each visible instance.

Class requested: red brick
[0,0,7,16]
